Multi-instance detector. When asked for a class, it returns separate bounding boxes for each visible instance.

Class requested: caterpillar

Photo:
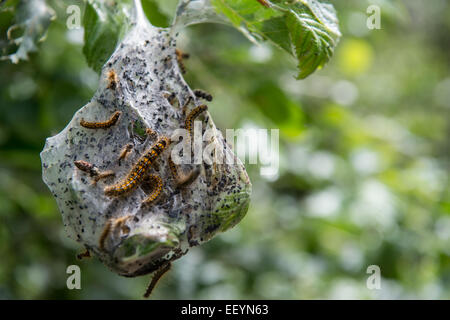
[142,174,163,205]
[145,127,158,139]
[177,167,201,188]
[143,262,171,298]
[175,49,189,74]
[106,69,119,90]
[118,143,133,162]
[99,215,132,251]
[181,96,192,117]
[92,170,115,184]
[185,105,208,136]
[168,154,200,188]
[76,249,91,260]
[80,110,121,129]
[194,89,213,102]
[163,92,177,106]
[112,215,132,237]
[99,219,113,251]
[74,160,99,177]
[104,136,170,197]
[75,160,115,184]
[168,154,179,182]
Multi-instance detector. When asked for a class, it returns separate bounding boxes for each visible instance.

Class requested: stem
[133,0,147,26]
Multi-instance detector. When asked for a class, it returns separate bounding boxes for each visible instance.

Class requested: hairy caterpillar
[76,249,91,260]
[163,92,177,106]
[112,215,132,237]
[168,154,200,187]
[175,49,189,74]
[194,89,213,102]
[107,69,119,90]
[143,262,171,298]
[185,105,208,136]
[99,215,132,251]
[74,160,99,176]
[92,170,115,184]
[99,219,113,251]
[80,111,121,129]
[142,174,163,204]
[181,96,192,117]
[177,167,200,187]
[118,143,133,162]
[145,127,158,139]
[74,160,115,184]
[104,137,170,196]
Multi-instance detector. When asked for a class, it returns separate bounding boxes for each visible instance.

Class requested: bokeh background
[0,0,449,299]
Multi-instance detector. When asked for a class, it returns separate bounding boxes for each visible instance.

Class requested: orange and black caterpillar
[185,105,208,136]
[142,174,163,204]
[143,262,171,298]
[104,136,170,196]
[175,49,189,74]
[194,89,213,102]
[80,110,121,129]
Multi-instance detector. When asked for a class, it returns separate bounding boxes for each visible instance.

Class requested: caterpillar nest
[40,7,251,297]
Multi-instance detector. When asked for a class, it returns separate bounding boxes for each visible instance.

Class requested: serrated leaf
[211,0,341,78]
[173,0,229,30]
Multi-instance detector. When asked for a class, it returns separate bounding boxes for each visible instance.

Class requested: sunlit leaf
[212,0,341,78]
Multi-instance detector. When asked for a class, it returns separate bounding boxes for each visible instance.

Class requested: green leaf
[211,0,341,78]
[82,0,133,73]
[248,80,304,137]
[141,0,170,27]
[0,0,55,64]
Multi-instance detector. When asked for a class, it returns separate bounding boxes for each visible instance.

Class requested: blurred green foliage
[0,0,449,299]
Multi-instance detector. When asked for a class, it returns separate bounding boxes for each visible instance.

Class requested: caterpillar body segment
[142,174,163,205]
[185,104,208,137]
[194,89,213,102]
